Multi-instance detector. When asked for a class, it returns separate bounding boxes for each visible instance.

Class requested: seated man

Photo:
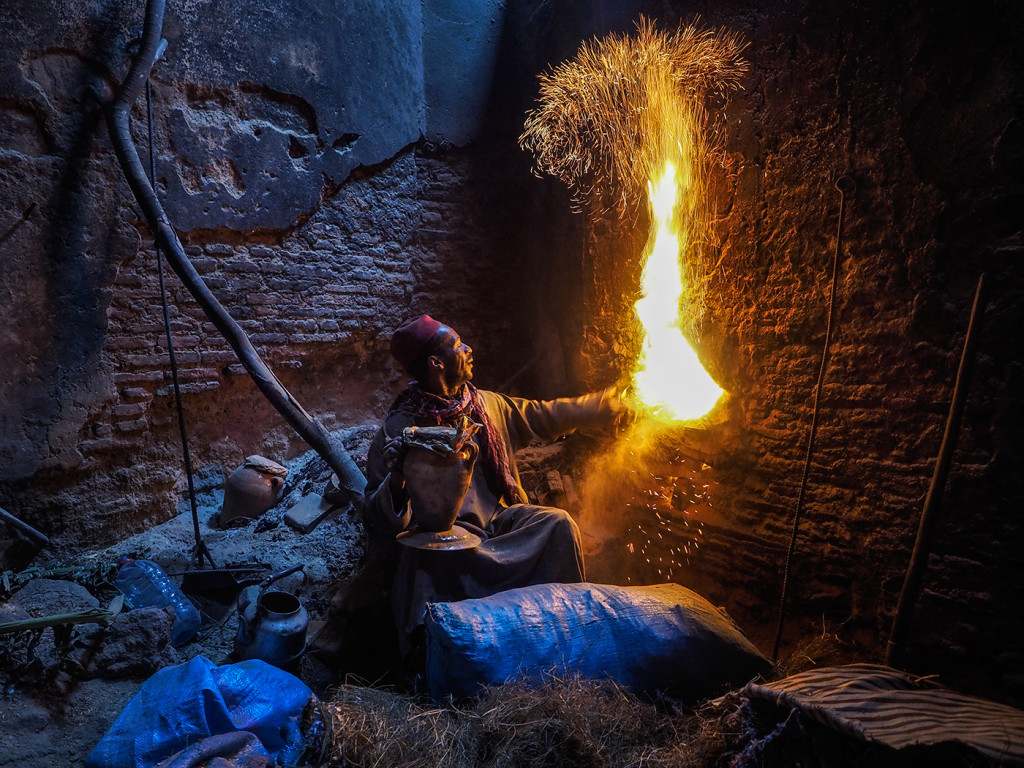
[364,314,625,661]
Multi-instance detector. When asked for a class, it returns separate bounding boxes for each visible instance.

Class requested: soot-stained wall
[570,0,1023,705]
[0,0,581,546]
[1,0,1022,707]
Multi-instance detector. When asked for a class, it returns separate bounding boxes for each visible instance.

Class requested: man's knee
[544,506,580,534]
[501,503,581,541]
[504,502,567,524]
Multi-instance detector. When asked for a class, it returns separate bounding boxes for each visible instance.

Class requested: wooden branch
[105,0,366,503]
[0,597,123,634]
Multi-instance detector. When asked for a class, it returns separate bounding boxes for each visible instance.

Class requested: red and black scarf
[389,382,527,504]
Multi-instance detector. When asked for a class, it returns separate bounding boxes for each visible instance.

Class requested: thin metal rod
[496,350,545,393]
[147,79,215,569]
[772,176,854,663]
[0,203,36,248]
[885,272,989,668]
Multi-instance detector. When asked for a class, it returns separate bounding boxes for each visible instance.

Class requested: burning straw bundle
[519,18,747,222]
[320,675,741,768]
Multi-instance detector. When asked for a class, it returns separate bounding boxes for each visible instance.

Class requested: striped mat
[743,663,1024,765]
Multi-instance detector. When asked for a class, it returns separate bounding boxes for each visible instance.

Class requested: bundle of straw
[320,675,741,768]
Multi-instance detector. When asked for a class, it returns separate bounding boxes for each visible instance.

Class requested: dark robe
[364,387,617,653]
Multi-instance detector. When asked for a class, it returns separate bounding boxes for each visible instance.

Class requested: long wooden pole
[106,0,366,503]
[885,272,989,667]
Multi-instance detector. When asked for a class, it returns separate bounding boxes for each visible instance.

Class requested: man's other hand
[384,435,409,497]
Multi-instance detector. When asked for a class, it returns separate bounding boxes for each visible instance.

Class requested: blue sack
[424,582,770,701]
[86,655,316,768]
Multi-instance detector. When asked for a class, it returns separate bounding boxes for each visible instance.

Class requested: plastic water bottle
[115,558,201,647]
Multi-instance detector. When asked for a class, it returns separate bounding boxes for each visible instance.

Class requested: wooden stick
[885,272,989,667]
[105,0,366,503]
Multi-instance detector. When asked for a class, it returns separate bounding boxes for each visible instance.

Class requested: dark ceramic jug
[403,441,478,533]
[220,455,287,527]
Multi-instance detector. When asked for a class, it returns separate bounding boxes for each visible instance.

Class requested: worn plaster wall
[0,0,417,487]
[3,142,574,546]
[0,0,581,546]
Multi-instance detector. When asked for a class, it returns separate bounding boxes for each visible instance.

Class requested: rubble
[0,446,365,768]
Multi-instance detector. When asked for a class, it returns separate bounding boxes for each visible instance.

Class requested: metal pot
[234,564,308,669]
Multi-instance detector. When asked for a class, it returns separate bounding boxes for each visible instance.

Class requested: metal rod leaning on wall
[885,272,989,668]
[106,0,367,503]
[771,176,854,664]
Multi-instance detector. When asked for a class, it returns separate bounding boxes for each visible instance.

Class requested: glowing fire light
[632,160,724,421]
[520,20,746,578]
[519,18,744,423]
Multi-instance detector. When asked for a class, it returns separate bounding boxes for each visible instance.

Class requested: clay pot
[220,455,287,527]
[403,443,478,533]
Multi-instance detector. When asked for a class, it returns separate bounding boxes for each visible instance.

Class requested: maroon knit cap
[390,314,443,369]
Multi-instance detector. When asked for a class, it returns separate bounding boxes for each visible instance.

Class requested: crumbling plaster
[1,0,597,549]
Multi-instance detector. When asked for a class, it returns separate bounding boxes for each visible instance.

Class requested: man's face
[433,326,473,389]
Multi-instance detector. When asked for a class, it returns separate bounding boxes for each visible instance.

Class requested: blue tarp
[86,655,315,768]
[425,582,771,701]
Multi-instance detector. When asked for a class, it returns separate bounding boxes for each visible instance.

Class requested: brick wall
[567,0,1024,704]
[1,143,583,549]
[1,0,1020,708]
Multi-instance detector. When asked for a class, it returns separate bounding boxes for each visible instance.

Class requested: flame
[516,17,743,423]
[631,159,723,421]
[518,21,746,582]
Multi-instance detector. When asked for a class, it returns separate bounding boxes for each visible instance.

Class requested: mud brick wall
[0,0,581,547]
[2,143,579,548]
[572,0,1024,704]
[1,0,1022,708]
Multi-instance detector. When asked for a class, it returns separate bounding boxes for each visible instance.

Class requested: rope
[772,175,855,663]
[145,77,215,569]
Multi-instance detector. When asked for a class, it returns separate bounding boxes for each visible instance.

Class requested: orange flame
[631,159,723,421]
[516,18,744,423]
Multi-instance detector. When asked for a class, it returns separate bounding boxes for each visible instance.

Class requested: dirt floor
[0,448,363,768]
[5,479,1016,768]
[0,440,941,768]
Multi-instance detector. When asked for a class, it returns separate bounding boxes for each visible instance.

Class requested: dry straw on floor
[319,675,743,768]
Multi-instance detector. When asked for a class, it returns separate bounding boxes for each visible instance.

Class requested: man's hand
[383,435,409,500]
[606,385,642,432]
